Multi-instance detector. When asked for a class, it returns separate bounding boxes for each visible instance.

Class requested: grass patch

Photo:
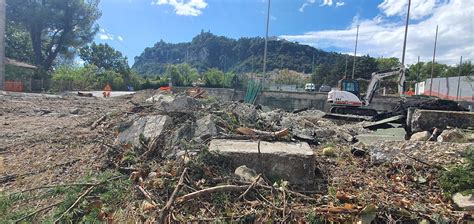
[438,147,474,196]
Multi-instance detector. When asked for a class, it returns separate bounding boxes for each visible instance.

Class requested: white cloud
[300,0,343,12]
[117,35,124,42]
[336,1,345,7]
[320,0,333,6]
[152,0,208,16]
[378,0,441,20]
[281,0,473,65]
[99,34,114,40]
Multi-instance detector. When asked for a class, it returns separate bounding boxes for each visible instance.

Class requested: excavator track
[330,106,378,117]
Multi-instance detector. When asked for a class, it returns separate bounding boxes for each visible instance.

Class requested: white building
[415,76,473,101]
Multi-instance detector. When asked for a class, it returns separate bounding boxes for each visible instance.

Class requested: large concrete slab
[411,110,474,132]
[209,139,316,189]
[356,128,406,145]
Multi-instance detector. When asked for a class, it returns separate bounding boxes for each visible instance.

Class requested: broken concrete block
[437,129,464,142]
[410,110,474,132]
[116,115,172,147]
[410,131,430,141]
[452,193,474,211]
[209,139,316,189]
[194,114,217,142]
[147,94,200,113]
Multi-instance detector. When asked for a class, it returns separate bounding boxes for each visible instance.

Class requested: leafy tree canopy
[80,42,130,75]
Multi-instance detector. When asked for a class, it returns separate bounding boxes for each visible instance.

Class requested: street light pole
[351,25,359,79]
[0,0,5,91]
[429,25,439,97]
[400,0,411,66]
[262,0,271,80]
[456,56,463,100]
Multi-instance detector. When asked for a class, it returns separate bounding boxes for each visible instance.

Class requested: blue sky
[94,0,473,66]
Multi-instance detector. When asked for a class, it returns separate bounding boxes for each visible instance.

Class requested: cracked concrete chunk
[194,114,217,142]
[209,139,316,189]
[116,115,172,147]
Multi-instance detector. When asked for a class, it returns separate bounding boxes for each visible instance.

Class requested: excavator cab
[338,79,360,98]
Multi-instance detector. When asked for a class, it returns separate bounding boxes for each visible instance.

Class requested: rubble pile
[1,90,473,223]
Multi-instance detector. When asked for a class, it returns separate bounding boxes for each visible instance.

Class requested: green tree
[5,21,34,63]
[80,42,130,75]
[7,0,102,73]
[375,57,400,71]
[202,68,224,87]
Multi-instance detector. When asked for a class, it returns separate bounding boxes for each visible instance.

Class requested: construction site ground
[1,90,473,223]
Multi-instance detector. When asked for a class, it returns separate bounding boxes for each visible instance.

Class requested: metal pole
[0,0,5,91]
[344,54,348,77]
[416,56,420,83]
[401,0,411,66]
[351,25,359,79]
[262,0,271,79]
[456,56,463,100]
[429,25,438,97]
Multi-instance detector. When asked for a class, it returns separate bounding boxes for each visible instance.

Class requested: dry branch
[15,201,64,223]
[177,185,250,204]
[158,168,189,224]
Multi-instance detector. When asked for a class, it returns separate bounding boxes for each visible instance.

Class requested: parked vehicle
[304,83,316,92]
[319,84,331,92]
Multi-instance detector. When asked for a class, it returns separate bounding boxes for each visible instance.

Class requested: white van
[305,83,316,92]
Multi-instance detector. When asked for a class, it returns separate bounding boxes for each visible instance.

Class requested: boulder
[194,114,217,142]
[410,131,430,141]
[209,139,317,189]
[452,193,474,211]
[437,129,464,142]
[116,115,172,147]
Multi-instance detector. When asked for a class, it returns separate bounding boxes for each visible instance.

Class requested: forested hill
[132,31,379,81]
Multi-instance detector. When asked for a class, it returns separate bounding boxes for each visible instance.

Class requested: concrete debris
[437,129,465,143]
[209,139,316,189]
[147,94,200,113]
[410,131,430,141]
[410,109,474,132]
[194,114,217,142]
[116,115,172,147]
[70,108,80,114]
[232,103,258,125]
[452,193,474,211]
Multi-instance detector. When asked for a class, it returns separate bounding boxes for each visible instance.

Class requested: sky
[95,0,473,67]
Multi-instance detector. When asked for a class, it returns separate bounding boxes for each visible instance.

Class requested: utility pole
[429,25,439,97]
[262,0,271,80]
[351,25,359,79]
[344,54,348,77]
[456,56,463,100]
[401,0,411,66]
[0,0,5,91]
[416,56,420,83]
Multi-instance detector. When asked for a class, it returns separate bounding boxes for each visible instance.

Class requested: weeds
[438,147,474,196]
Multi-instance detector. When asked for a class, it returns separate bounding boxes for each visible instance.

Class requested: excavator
[327,66,406,117]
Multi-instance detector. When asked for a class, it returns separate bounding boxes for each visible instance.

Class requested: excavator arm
[364,66,406,105]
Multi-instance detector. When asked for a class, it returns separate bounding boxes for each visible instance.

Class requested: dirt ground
[0,93,128,192]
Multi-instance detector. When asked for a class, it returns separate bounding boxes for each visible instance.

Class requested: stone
[234,165,265,184]
[437,129,464,142]
[148,172,158,179]
[209,139,316,189]
[194,114,217,142]
[452,193,474,211]
[70,108,80,114]
[410,109,474,132]
[116,115,172,147]
[410,131,430,141]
